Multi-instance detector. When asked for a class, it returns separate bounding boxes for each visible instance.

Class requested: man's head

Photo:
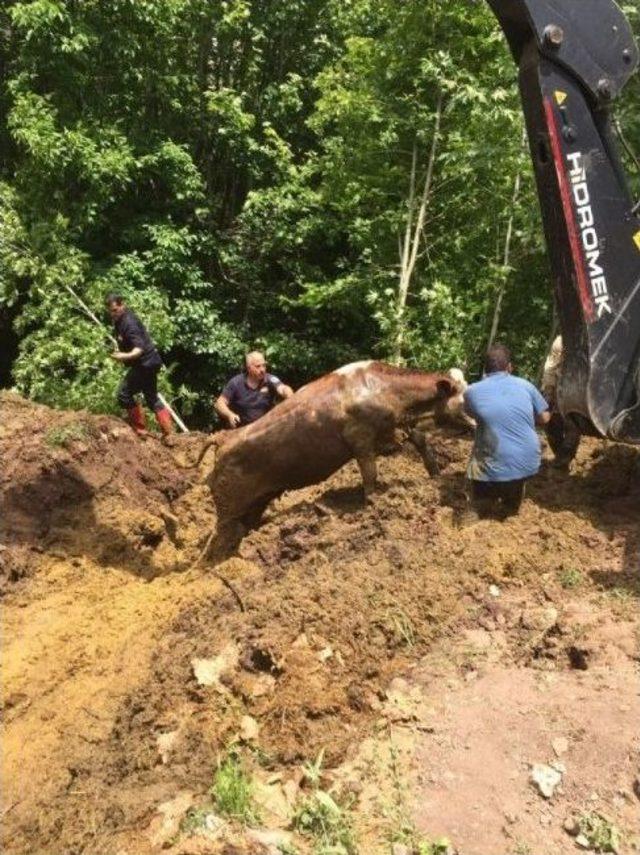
[484,344,512,375]
[105,293,126,321]
[245,351,267,383]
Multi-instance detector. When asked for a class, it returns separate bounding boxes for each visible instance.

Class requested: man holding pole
[105,293,174,442]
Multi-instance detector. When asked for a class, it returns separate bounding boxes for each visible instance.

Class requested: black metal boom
[488,0,640,442]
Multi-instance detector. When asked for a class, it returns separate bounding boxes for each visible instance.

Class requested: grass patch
[559,567,584,589]
[577,812,621,853]
[385,734,453,855]
[385,609,418,649]
[179,807,217,836]
[44,421,92,448]
[294,750,357,855]
[294,789,356,855]
[210,749,258,825]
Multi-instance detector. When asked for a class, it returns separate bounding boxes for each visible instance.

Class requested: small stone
[552,736,569,757]
[563,816,579,836]
[489,584,501,597]
[203,812,223,834]
[191,643,239,690]
[239,715,260,742]
[247,828,294,852]
[156,730,179,764]
[531,763,563,798]
[462,628,492,651]
[575,833,592,849]
[521,606,559,632]
[146,792,194,848]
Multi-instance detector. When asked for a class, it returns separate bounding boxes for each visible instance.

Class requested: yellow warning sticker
[554,90,568,106]
[634,231,640,251]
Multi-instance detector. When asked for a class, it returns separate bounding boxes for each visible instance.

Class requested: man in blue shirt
[215,351,293,428]
[463,344,550,519]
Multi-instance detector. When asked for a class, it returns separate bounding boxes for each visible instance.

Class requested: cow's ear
[435,379,454,398]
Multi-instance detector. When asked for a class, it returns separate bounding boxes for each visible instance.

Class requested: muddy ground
[1,390,638,855]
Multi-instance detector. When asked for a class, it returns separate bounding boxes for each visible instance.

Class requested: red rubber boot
[127,403,148,436]
[155,407,174,446]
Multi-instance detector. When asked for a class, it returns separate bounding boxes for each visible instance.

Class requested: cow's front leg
[408,428,440,477]
[343,420,379,499]
[356,453,378,499]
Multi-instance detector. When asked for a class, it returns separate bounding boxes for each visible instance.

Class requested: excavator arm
[488,0,640,442]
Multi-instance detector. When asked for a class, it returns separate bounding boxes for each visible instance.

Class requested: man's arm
[214,394,241,428]
[111,315,145,363]
[529,382,551,427]
[462,390,477,422]
[111,347,143,363]
[275,383,294,400]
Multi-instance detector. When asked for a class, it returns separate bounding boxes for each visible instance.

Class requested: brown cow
[204,361,466,559]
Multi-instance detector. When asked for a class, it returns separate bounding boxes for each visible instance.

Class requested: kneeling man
[463,344,550,520]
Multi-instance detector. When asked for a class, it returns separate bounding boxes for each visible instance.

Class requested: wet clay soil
[1,391,638,855]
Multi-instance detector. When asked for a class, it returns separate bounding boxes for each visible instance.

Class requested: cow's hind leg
[241,494,277,531]
[209,519,246,563]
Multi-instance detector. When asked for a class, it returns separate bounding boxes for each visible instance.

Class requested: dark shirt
[221,372,283,425]
[114,309,162,369]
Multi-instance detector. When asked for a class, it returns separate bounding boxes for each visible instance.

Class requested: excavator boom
[487,0,640,441]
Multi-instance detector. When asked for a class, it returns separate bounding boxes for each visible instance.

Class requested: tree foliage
[1,0,639,421]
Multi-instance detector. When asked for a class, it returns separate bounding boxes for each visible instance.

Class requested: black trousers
[116,364,162,411]
[471,478,526,517]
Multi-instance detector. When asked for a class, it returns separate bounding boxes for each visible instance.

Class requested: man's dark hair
[484,343,512,374]
[105,293,125,306]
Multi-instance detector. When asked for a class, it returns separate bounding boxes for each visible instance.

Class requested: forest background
[1,0,639,426]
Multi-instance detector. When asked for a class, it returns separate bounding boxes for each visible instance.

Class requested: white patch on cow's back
[334,360,374,375]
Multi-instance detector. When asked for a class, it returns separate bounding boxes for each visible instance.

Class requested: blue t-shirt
[221,372,282,425]
[463,372,548,482]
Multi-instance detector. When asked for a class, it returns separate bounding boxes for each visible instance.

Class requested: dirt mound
[1,393,638,855]
[0,391,212,587]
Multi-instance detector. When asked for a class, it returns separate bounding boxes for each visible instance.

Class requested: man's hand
[214,394,242,428]
[276,383,294,400]
[111,347,142,363]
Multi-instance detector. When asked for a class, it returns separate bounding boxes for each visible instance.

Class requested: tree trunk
[487,128,527,349]
[392,91,443,365]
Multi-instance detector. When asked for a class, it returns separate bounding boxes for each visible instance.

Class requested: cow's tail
[179,433,227,469]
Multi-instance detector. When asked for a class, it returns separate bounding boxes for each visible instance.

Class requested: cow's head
[433,368,475,429]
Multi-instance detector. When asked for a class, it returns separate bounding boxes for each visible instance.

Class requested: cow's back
[211,372,357,520]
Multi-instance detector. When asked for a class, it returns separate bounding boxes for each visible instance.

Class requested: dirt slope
[1,391,638,855]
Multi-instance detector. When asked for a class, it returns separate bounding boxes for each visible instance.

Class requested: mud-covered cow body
[208,361,464,550]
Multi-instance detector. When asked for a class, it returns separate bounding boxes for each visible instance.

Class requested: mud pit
[1,390,638,855]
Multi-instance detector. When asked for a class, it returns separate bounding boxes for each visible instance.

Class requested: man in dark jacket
[215,351,293,428]
[105,294,172,441]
